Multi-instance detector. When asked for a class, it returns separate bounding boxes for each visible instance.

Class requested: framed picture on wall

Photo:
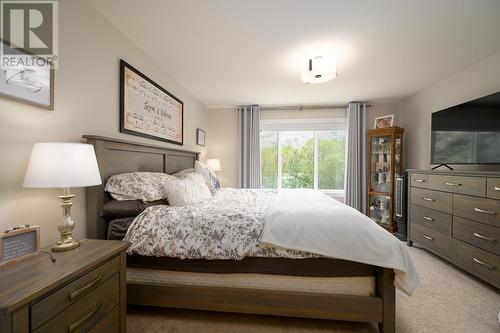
[0,40,54,110]
[196,128,206,146]
[120,59,184,145]
[374,114,394,129]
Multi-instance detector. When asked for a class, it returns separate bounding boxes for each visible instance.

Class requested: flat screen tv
[431,91,500,165]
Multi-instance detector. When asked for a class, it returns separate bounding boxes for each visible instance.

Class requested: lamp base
[52,188,80,252]
[52,234,80,252]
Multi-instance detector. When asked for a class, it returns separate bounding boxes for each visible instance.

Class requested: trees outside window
[260,129,346,191]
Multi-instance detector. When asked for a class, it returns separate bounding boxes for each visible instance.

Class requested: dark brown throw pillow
[101,199,167,219]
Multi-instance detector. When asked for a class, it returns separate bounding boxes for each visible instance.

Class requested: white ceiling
[89,0,500,108]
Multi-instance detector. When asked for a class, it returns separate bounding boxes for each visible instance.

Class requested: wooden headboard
[83,135,200,239]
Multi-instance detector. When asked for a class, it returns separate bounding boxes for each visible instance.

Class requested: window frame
[260,118,347,193]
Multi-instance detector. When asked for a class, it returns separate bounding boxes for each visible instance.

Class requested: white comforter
[262,189,419,295]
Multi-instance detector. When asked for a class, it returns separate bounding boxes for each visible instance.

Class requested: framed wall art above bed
[120,59,184,145]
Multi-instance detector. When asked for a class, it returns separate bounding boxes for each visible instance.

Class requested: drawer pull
[472,257,494,270]
[69,301,102,332]
[414,179,426,183]
[422,197,435,202]
[70,275,103,300]
[473,232,496,242]
[422,234,434,241]
[494,186,500,191]
[474,208,496,215]
[421,215,434,222]
[444,182,461,187]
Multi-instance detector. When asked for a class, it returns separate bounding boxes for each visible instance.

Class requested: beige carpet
[127,245,500,333]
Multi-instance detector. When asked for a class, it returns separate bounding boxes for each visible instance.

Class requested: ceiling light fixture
[300,56,337,84]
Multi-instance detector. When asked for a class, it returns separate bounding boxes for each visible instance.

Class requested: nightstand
[0,239,129,333]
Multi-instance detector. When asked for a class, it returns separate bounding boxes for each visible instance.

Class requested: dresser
[0,239,129,333]
[408,170,500,289]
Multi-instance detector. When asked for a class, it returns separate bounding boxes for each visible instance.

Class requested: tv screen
[431,91,500,164]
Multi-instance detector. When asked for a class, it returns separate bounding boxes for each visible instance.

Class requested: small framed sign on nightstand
[0,225,40,267]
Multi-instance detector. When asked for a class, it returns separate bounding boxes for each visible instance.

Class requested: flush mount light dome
[300,56,337,84]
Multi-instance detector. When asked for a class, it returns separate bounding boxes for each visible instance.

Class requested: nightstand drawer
[88,306,119,333]
[453,217,500,255]
[428,175,485,197]
[410,188,452,214]
[453,239,500,283]
[411,223,452,257]
[487,178,500,200]
[32,256,119,329]
[453,194,500,227]
[410,204,452,235]
[34,274,119,333]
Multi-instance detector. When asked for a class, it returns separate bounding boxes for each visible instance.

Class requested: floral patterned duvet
[124,188,318,259]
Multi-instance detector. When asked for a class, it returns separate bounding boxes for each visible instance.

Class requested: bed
[84,135,416,333]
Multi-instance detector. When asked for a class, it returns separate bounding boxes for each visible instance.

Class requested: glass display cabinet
[367,127,404,232]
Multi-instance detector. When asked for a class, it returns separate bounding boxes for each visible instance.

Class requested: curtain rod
[260,103,372,111]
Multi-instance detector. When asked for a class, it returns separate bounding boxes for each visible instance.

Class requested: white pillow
[165,172,212,206]
[105,172,173,202]
[195,161,221,195]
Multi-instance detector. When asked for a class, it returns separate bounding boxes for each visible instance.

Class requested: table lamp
[206,159,221,172]
[23,143,102,251]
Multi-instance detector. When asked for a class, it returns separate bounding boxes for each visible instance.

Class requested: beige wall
[366,102,401,130]
[399,51,500,170]
[207,108,239,187]
[0,0,208,247]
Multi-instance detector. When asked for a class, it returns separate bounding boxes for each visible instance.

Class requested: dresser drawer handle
[472,257,494,270]
[444,182,461,187]
[422,197,435,202]
[494,186,500,191]
[69,301,102,332]
[421,215,434,222]
[473,232,496,242]
[70,275,103,300]
[474,208,496,215]
[414,179,426,183]
[422,234,433,241]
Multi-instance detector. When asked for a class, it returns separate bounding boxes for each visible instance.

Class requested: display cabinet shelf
[367,127,404,232]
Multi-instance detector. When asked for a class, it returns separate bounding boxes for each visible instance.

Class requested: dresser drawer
[410,204,452,235]
[411,223,452,257]
[32,256,119,329]
[410,188,452,214]
[453,194,500,227]
[428,175,485,197]
[34,274,119,333]
[453,239,500,283]
[487,178,500,200]
[453,216,500,255]
[410,173,430,189]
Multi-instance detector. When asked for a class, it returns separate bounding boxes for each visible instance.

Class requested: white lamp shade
[206,159,221,172]
[23,143,102,188]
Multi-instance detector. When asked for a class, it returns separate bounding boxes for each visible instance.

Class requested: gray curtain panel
[345,102,367,213]
[238,105,261,188]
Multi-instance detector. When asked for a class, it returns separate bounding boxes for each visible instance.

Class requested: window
[260,122,346,192]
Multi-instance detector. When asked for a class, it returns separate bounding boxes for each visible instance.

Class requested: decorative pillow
[101,199,167,219]
[165,172,212,206]
[105,172,174,202]
[195,161,221,194]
